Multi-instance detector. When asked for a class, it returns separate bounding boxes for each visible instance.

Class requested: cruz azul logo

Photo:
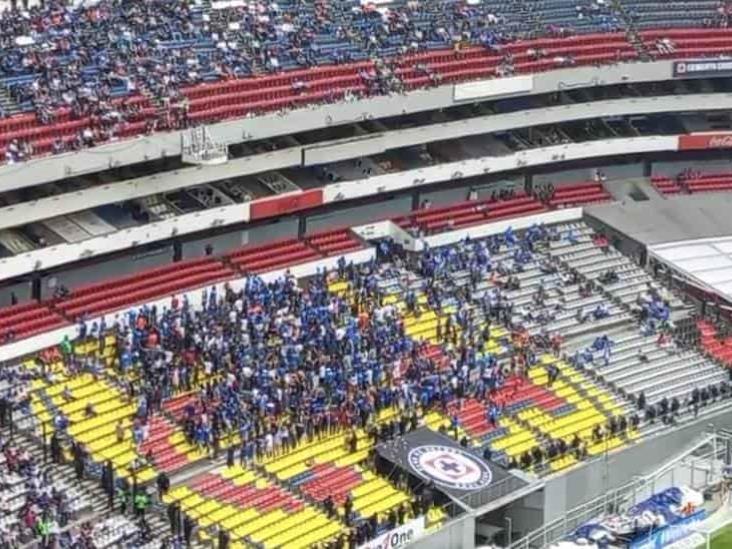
[408,445,492,491]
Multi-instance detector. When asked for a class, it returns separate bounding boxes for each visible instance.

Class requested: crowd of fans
[1,0,727,163]
[94,222,681,483]
[2,220,732,545]
[0,436,86,547]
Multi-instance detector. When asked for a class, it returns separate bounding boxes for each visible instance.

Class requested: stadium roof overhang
[649,236,732,303]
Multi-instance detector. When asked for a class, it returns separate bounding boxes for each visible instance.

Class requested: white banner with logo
[357,517,426,549]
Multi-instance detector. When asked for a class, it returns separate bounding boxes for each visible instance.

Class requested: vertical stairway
[0,85,21,117]
[612,0,652,60]
[1,426,171,543]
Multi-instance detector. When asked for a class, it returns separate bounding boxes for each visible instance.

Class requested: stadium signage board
[678,133,732,150]
[673,60,732,78]
[249,189,323,221]
[357,517,426,549]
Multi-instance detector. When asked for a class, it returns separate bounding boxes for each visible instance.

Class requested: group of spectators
[102,222,632,478]
[0,437,82,547]
[5,217,730,546]
[1,0,716,164]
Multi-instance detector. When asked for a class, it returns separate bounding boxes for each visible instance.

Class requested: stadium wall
[417,514,477,549]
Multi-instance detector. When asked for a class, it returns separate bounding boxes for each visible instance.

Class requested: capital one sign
[357,517,426,549]
[678,134,732,150]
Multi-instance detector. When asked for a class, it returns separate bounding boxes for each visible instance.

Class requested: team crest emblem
[408,445,492,491]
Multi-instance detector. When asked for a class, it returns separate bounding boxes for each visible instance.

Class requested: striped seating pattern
[699,320,732,366]
[163,467,343,549]
[643,28,732,59]
[548,182,613,207]
[396,194,546,234]
[683,173,732,194]
[27,338,201,482]
[306,229,363,256]
[653,172,732,195]
[32,372,199,482]
[0,301,68,341]
[226,238,321,273]
[651,175,684,195]
[55,257,235,319]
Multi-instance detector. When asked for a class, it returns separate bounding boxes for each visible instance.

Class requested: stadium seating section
[0,300,68,342]
[0,0,730,163]
[6,200,730,546]
[651,175,684,195]
[55,258,236,319]
[395,193,546,234]
[26,337,202,483]
[653,172,732,195]
[548,182,613,207]
[699,320,732,367]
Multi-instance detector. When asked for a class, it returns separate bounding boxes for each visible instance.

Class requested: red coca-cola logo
[678,134,732,151]
[707,135,732,148]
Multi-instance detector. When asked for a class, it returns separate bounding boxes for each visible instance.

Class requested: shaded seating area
[226,238,321,274]
[305,229,364,256]
[651,175,683,195]
[653,171,732,195]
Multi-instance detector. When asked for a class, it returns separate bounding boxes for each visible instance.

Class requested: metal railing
[508,430,732,549]
[461,473,540,510]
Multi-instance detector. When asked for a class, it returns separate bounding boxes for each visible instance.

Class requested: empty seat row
[227,239,321,274]
[56,259,235,319]
[549,182,613,207]
[306,229,364,256]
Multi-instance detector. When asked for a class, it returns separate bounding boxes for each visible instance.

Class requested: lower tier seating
[27,338,202,483]
[227,238,321,274]
[548,182,613,207]
[55,257,235,319]
[0,301,68,342]
[163,467,344,549]
[699,320,732,366]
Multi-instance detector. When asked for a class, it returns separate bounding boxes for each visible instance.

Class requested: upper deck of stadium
[0,0,730,171]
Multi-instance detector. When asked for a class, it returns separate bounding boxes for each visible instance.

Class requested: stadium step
[0,86,21,117]
[0,425,171,544]
[611,0,653,61]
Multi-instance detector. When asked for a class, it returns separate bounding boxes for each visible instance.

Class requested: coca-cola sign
[678,134,732,151]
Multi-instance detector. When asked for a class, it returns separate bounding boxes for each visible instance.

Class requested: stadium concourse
[0,197,731,549]
[0,0,731,162]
